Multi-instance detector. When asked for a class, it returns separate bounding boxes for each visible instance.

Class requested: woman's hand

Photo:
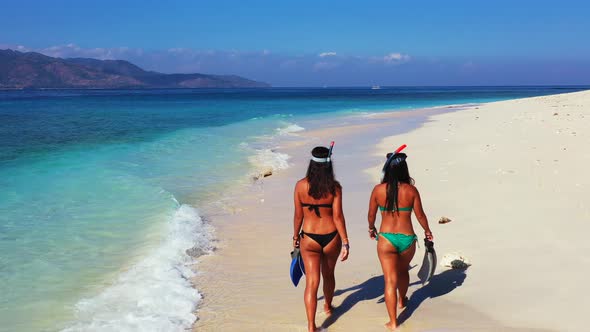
[340,243,349,261]
[293,236,300,248]
[425,230,434,241]
[368,226,378,240]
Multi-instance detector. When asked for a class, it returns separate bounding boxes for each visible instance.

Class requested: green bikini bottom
[379,232,417,253]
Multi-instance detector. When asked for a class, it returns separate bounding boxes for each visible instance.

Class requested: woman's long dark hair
[306,146,341,199]
[382,152,414,212]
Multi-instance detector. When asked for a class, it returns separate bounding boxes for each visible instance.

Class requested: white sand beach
[192,90,590,332]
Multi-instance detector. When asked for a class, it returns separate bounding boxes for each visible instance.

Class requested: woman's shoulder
[373,183,386,190]
[296,178,308,186]
[372,183,386,196]
[399,182,419,194]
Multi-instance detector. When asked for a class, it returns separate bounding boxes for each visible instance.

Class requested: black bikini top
[301,203,332,217]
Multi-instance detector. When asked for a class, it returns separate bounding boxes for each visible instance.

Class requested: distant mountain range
[0,49,270,89]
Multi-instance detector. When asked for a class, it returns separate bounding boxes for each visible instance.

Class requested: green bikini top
[379,205,413,212]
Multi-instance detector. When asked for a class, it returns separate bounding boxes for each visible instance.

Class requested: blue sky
[1,0,589,86]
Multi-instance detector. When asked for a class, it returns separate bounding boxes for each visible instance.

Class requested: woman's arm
[367,185,379,239]
[413,187,433,240]
[332,187,349,261]
[293,182,304,248]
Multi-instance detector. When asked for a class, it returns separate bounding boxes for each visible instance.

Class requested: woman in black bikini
[293,145,349,332]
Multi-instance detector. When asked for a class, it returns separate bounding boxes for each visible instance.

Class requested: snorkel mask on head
[380,144,407,182]
[310,141,335,163]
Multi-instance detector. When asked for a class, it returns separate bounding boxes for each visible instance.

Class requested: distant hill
[0,49,270,89]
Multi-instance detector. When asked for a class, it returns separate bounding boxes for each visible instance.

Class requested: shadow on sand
[320,275,385,328]
[397,268,468,325]
[320,267,467,328]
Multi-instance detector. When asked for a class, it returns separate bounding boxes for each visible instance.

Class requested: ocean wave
[249,148,291,179]
[276,123,305,135]
[62,204,213,332]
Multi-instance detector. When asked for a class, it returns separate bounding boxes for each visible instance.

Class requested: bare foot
[323,303,334,316]
[385,321,399,330]
[398,296,408,309]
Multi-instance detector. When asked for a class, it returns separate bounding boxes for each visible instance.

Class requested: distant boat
[371,85,381,90]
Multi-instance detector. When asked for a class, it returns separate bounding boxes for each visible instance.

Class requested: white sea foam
[63,204,213,332]
[276,123,305,135]
[247,147,291,181]
[249,148,291,175]
[358,112,381,118]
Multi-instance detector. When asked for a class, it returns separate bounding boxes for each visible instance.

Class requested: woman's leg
[377,238,400,330]
[320,235,341,314]
[300,236,322,332]
[397,242,416,308]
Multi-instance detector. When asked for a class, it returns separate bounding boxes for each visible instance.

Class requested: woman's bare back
[371,182,418,235]
[295,178,338,234]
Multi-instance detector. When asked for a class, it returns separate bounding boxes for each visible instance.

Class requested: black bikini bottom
[301,230,338,248]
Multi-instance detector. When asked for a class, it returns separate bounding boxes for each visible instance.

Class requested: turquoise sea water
[0,86,587,331]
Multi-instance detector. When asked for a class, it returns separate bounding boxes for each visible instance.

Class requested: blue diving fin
[290,248,305,287]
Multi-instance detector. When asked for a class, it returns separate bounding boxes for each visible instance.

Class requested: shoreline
[191,90,589,331]
[190,103,456,331]
[2,87,587,331]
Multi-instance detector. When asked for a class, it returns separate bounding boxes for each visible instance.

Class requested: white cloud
[30,44,133,60]
[367,52,411,66]
[167,47,187,53]
[318,52,337,57]
[383,52,411,63]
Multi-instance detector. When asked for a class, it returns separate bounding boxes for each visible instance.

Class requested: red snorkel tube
[327,141,335,162]
[393,144,407,155]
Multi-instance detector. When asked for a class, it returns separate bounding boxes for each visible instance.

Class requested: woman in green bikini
[367,149,433,330]
[293,144,350,332]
